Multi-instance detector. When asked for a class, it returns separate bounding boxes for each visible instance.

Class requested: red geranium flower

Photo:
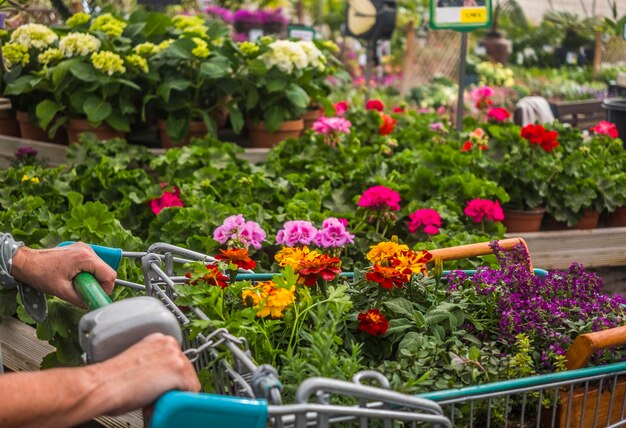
[298,253,342,286]
[365,99,385,112]
[541,130,559,152]
[520,124,545,145]
[379,113,397,135]
[358,309,389,336]
[187,264,229,289]
[460,141,472,152]
[392,106,405,113]
[487,107,511,122]
[214,248,256,270]
[149,183,184,215]
[590,121,618,138]
[366,264,409,289]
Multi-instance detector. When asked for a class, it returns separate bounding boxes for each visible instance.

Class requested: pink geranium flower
[408,209,442,235]
[590,121,619,138]
[214,214,266,249]
[312,116,351,135]
[464,199,505,223]
[314,217,355,248]
[430,122,445,132]
[276,220,318,247]
[471,86,495,101]
[365,99,385,112]
[149,183,184,215]
[487,107,511,122]
[334,101,348,116]
[358,185,401,211]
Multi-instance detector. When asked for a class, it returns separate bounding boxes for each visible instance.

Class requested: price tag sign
[288,25,316,42]
[430,0,492,31]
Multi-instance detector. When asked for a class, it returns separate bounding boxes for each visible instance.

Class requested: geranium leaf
[83,96,112,123]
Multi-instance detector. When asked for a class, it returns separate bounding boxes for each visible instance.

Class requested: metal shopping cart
[70,238,626,427]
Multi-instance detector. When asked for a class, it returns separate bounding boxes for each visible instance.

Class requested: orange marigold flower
[367,241,409,266]
[242,281,296,318]
[298,253,342,286]
[366,264,409,289]
[215,248,256,270]
[358,309,389,336]
[391,249,433,275]
[187,263,229,289]
[275,246,311,271]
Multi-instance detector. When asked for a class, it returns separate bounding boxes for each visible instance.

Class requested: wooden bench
[549,99,605,130]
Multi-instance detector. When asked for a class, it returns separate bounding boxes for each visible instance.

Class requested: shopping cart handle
[57,241,122,271]
[73,272,112,311]
[150,391,268,428]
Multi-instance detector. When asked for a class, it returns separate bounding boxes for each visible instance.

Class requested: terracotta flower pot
[66,119,126,144]
[16,110,67,145]
[246,118,304,148]
[502,208,545,233]
[302,108,323,132]
[157,119,208,148]
[0,110,21,137]
[544,209,601,230]
[604,207,626,228]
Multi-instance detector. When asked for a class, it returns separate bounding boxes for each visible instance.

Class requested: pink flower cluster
[312,116,352,135]
[358,185,401,211]
[487,107,511,122]
[149,183,184,215]
[464,199,505,223]
[214,214,266,249]
[590,121,619,138]
[314,217,355,248]
[276,220,318,246]
[408,209,442,235]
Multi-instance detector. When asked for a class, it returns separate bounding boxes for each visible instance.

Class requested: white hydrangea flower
[262,40,308,74]
[298,41,325,71]
[59,32,101,57]
[10,23,58,50]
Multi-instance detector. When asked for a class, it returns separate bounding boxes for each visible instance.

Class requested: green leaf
[83,96,112,123]
[469,346,481,361]
[52,58,79,87]
[385,318,413,335]
[105,110,130,132]
[199,57,229,79]
[157,79,192,103]
[267,78,287,93]
[69,62,98,82]
[383,298,414,318]
[264,105,285,133]
[166,115,189,144]
[35,99,62,129]
[285,84,310,109]
[227,102,244,134]
[248,59,267,76]
[4,75,36,96]
[141,12,172,38]
[245,88,259,110]
[165,38,194,60]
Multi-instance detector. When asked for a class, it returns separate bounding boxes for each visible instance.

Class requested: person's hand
[11,242,117,307]
[95,333,201,415]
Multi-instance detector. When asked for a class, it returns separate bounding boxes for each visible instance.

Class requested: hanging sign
[430,0,492,31]
[345,0,397,40]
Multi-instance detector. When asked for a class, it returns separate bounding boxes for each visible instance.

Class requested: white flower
[10,23,58,50]
[59,32,101,57]
[262,40,308,74]
[298,41,325,71]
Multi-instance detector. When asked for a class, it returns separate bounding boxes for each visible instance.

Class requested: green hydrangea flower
[89,13,127,38]
[133,42,160,58]
[191,38,209,58]
[158,39,175,51]
[38,48,63,65]
[3,43,29,68]
[125,54,149,73]
[66,12,91,28]
[10,23,58,50]
[172,15,205,30]
[91,50,126,75]
[239,41,259,57]
[59,32,101,57]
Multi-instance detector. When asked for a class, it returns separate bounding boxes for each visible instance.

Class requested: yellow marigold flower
[275,246,311,271]
[21,174,29,182]
[239,41,259,57]
[91,51,126,75]
[3,43,29,68]
[10,23,58,50]
[133,42,161,57]
[66,12,91,27]
[59,32,101,57]
[242,281,296,318]
[38,48,63,65]
[191,37,209,58]
[125,54,148,73]
[172,14,205,30]
[30,177,40,184]
[89,13,127,38]
[158,39,175,50]
[367,241,409,265]
[392,250,432,275]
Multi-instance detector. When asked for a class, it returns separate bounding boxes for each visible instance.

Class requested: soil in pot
[502,208,545,233]
[66,119,126,144]
[0,110,21,137]
[246,118,304,148]
[16,111,67,144]
[157,119,208,148]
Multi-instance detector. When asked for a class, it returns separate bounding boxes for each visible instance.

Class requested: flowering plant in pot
[146,19,237,146]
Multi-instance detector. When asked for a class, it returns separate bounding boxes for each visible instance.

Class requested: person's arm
[0,333,201,428]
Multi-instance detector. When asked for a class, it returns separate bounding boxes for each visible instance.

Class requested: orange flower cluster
[214,248,256,270]
[185,263,230,289]
[365,241,432,289]
[242,281,296,318]
[275,246,342,286]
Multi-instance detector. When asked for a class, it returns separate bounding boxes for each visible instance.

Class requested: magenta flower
[314,217,355,248]
[365,99,385,112]
[276,220,318,247]
[334,101,348,116]
[430,122,445,132]
[312,116,351,135]
[437,106,446,115]
[470,86,495,101]
[464,199,505,223]
[487,107,511,122]
[15,146,37,159]
[408,209,442,235]
[214,215,266,249]
[149,185,184,215]
[358,186,401,211]
[590,121,619,138]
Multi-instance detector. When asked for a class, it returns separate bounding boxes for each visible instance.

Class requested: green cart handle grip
[73,272,112,311]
